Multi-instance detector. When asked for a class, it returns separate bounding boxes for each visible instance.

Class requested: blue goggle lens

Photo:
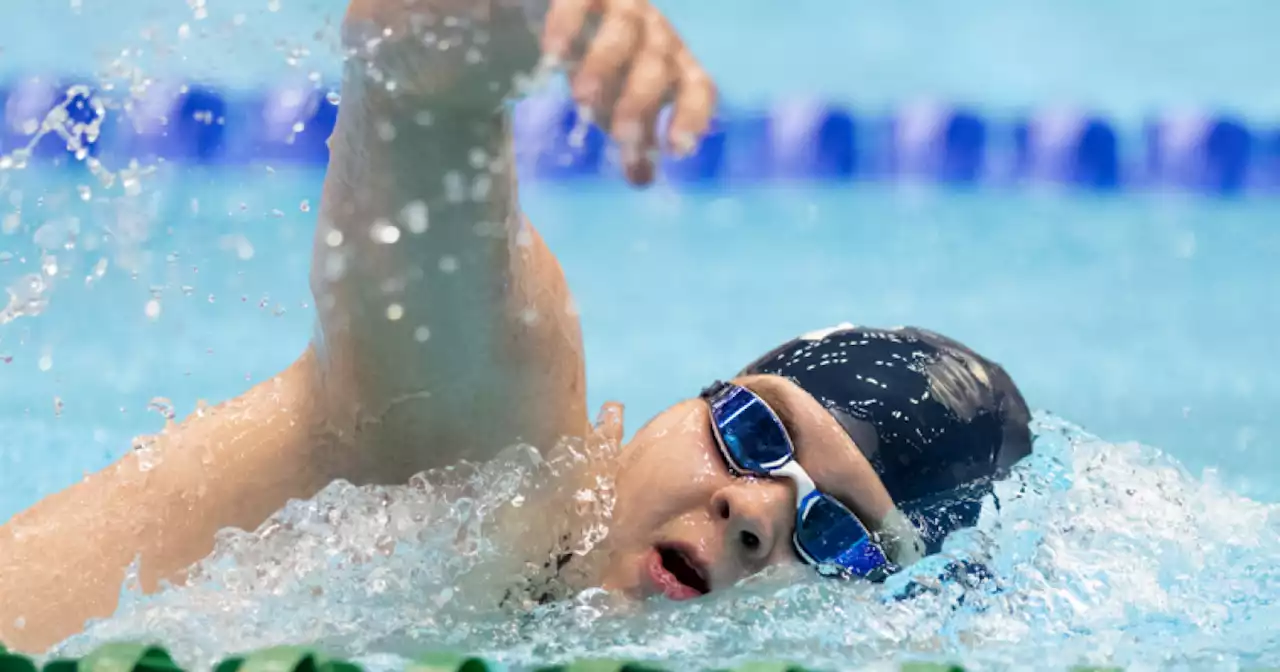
[704,381,892,580]
[794,492,888,578]
[708,385,792,473]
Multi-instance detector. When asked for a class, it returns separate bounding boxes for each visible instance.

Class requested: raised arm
[315,0,716,477]
[0,0,713,652]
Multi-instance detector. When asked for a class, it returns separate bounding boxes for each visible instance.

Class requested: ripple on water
[53,415,1280,671]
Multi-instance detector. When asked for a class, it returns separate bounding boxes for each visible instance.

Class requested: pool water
[3,167,1280,670]
[4,0,1280,668]
[4,170,1279,518]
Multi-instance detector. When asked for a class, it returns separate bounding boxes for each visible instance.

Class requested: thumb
[592,401,626,446]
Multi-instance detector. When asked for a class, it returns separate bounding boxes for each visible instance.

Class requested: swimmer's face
[598,374,896,601]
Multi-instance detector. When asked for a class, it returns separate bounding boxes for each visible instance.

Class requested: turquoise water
[4,0,1280,668]
[4,169,1280,520]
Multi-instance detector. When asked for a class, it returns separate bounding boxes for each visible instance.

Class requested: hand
[542,0,717,185]
[343,0,716,186]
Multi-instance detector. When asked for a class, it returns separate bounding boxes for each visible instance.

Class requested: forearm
[0,353,328,653]
[311,7,587,473]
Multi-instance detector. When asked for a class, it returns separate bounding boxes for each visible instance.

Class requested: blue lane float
[1146,112,1253,194]
[0,77,102,163]
[2,79,1279,197]
[888,103,987,183]
[1014,110,1121,190]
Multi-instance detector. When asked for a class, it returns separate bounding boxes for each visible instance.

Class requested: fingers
[541,0,599,63]
[667,43,717,156]
[572,0,644,114]
[542,0,716,185]
[611,10,675,184]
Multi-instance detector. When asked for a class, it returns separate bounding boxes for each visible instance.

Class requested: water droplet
[325,91,341,106]
[77,185,92,201]
[37,352,53,372]
[53,396,64,418]
[145,299,162,319]
[413,326,430,342]
[386,303,404,321]
[178,23,191,39]
[267,0,281,12]
[443,172,465,202]
[400,201,429,234]
[370,219,400,244]
[471,174,492,201]
[376,120,397,142]
[292,121,305,133]
[323,252,347,281]
[1,274,49,324]
[148,397,176,421]
[325,229,344,247]
[300,199,311,212]
[438,256,458,273]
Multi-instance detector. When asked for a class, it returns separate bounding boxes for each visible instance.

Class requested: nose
[710,481,786,572]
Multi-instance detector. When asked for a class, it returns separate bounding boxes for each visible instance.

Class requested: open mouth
[657,544,710,596]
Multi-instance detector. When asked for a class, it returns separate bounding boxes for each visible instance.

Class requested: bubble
[37,352,52,372]
[413,326,431,342]
[145,299,162,320]
[385,303,404,321]
[438,256,459,273]
[300,199,312,212]
[325,91,341,106]
[325,229,344,247]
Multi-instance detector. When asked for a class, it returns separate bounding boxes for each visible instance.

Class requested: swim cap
[740,324,1032,554]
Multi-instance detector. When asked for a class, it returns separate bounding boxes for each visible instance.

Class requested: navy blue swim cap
[740,324,1031,554]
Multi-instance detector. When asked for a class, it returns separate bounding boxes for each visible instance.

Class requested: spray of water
[47,416,1280,671]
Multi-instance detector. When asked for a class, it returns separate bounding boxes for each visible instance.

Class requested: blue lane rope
[0,77,1271,195]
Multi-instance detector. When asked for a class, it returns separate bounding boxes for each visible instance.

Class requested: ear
[591,401,626,448]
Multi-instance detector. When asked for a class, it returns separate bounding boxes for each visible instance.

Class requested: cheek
[613,423,726,525]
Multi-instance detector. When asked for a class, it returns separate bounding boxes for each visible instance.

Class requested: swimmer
[0,0,1031,653]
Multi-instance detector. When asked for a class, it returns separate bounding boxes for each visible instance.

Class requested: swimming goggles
[701,380,893,580]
